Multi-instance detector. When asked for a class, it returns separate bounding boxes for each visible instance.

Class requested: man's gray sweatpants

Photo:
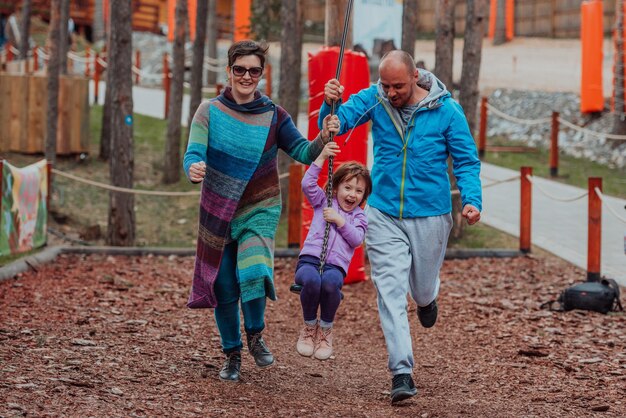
[365,206,452,376]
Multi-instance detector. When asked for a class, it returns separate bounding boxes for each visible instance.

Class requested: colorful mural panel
[0,160,48,257]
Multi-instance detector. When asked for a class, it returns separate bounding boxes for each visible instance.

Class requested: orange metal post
[233,0,252,42]
[488,0,497,39]
[587,177,602,281]
[135,50,141,85]
[580,0,604,113]
[287,163,304,248]
[550,111,559,177]
[505,0,515,41]
[85,47,91,77]
[94,52,101,104]
[478,97,488,159]
[163,53,171,119]
[520,166,532,253]
[265,62,272,98]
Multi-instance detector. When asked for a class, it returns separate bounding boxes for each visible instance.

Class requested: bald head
[379,50,416,76]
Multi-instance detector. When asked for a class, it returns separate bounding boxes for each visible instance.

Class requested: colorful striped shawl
[185,88,325,309]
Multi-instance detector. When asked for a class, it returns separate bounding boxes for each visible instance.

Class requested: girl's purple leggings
[295,255,344,323]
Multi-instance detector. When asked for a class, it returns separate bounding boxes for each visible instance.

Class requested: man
[319,50,482,404]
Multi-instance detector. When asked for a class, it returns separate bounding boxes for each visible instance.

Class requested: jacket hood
[217,86,274,114]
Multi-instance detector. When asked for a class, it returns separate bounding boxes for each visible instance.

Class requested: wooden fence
[0,74,89,155]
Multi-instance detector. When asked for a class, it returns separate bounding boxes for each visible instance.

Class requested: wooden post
[287,163,304,248]
[135,50,141,85]
[6,43,14,62]
[94,52,101,104]
[550,111,559,177]
[46,161,53,210]
[265,61,272,98]
[478,96,488,159]
[68,45,74,73]
[587,177,602,281]
[85,47,91,77]
[163,53,171,119]
[0,160,3,218]
[33,46,39,71]
[216,83,223,96]
[520,166,532,253]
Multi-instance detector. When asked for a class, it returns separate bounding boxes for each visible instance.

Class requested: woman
[183,40,339,382]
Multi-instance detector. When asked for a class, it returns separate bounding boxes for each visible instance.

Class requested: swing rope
[318,0,355,274]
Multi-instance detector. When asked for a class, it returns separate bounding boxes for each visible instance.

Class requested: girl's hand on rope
[323,207,345,228]
[188,161,206,183]
[462,204,481,225]
[314,141,340,166]
[324,78,344,106]
[321,114,341,143]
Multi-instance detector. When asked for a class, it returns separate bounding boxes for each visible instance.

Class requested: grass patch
[484,136,626,199]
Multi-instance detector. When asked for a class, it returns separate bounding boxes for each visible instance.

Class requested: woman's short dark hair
[227,40,269,68]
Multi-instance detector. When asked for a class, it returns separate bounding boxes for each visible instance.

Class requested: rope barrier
[525,174,588,202]
[481,174,520,189]
[52,169,200,196]
[594,187,626,224]
[557,117,626,141]
[131,65,166,80]
[486,103,551,126]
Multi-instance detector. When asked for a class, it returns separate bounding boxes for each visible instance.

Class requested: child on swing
[294,140,371,360]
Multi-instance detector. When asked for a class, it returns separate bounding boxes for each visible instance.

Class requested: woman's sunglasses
[231,65,263,78]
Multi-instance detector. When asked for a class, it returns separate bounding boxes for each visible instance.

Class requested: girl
[295,143,372,360]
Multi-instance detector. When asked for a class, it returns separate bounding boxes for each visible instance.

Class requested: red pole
[135,50,141,85]
[85,47,91,77]
[478,97,487,159]
[216,83,223,96]
[550,111,559,177]
[520,166,532,253]
[94,52,101,104]
[46,161,53,211]
[265,62,272,98]
[0,160,3,219]
[163,53,170,119]
[33,46,39,71]
[6,43,14,62]
[287,163,304,248]
[587,177,602,281]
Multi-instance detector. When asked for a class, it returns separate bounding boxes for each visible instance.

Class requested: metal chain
[318,0,354,274]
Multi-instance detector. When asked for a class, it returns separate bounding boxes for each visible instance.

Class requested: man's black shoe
[390,373,417,404]
[219,352,241,382]
[246,332,275,368]
[418,299,438,328]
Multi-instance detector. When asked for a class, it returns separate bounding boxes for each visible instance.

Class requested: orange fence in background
[581,0,604,114]
[167,0,197,42]
[233,0,251,42]
[489,0,515,41]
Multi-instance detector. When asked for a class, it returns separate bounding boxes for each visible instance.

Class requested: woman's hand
[314,141,340,166]
[321,114,341,143]
[188,161,206,182]
[323,207,345,227]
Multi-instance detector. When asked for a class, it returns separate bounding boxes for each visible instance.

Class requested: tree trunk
[188,0,208,136]
[401,0,418,56]
[45,0,61,165]
[18,0,31,60]
[163,0,188,184]
[613,0,626,135]
[93,0,105,45]
[459,0,487,137]
[325,0,352,48]
[206,0,218,86]
[59,0,69,74]
[493,0,506,45]
[455,0,487,241]
[435,0,455,91]
[107,0,135,246]
[278,0,303,209]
